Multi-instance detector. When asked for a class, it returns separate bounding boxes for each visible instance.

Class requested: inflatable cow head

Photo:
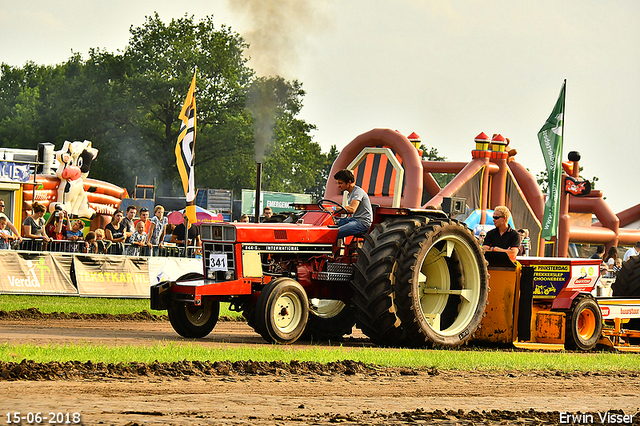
[54,140,99,219]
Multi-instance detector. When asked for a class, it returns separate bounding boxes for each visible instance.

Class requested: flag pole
[561,79,566,141]
[184,211,189,257]
[537,80,566,251]
[175,70,198,257]
[555,79,566,257]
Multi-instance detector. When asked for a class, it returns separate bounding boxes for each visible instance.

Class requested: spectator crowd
[590,241,640,278]
[0,201,201,257]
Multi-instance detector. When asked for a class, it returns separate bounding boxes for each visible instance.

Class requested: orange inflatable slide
[21,175,126,230]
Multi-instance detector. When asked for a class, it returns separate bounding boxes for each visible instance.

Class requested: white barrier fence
[13,238,201,258]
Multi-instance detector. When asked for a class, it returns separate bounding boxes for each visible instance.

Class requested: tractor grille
[314,262,354,281]
[327,263,353,274]
[203,242,235,282]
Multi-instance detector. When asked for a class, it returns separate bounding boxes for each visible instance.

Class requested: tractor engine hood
[201,222,338,245]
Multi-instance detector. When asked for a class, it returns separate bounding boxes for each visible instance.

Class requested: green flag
[538,81,566,240]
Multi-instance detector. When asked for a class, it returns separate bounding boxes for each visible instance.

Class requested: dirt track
[1,316,639,425]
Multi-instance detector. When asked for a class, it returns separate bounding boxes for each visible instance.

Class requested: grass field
[0,294,241,319]
[1,294,638,371]
[1,342,638,371]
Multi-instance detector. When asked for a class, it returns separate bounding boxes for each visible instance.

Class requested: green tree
[307,144,340,202]
[252,77,327,198]
[115,13,254,195]
[0,62,47,148]
[536,168,599,194]
[0,13,327,201]
[421,145,453,188]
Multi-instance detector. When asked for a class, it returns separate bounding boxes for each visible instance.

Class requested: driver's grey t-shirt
[348,185,373,229]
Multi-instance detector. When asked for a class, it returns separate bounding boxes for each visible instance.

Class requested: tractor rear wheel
[565,296,603,351]
[395,220,489,347]
[352,217,428,346]
[168,298,220,338]
[302,299,356,341]
[255,278,309,344]
[242,307,257,330]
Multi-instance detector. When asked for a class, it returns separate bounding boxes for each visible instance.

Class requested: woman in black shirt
[105,210,126,243]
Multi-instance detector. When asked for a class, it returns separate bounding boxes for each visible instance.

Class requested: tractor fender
[551,291,591,311]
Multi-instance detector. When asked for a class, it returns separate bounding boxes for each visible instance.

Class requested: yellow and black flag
[175,71,197,225]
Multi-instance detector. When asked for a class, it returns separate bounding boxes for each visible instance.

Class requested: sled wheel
[395,220,489,347]
[302,299,356,341]
[168,298,220,338]
[255,278,309,344]
[565,296,603,351]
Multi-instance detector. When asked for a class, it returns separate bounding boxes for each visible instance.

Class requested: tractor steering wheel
[317,199,348,217]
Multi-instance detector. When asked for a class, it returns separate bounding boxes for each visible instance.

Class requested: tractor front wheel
[565,296,603,351]
[168,298,220,338]
[255,278,309,344]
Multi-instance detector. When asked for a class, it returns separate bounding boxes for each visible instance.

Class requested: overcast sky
[1,1,638,213]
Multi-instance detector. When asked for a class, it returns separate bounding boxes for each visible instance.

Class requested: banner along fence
[0,251,201,298]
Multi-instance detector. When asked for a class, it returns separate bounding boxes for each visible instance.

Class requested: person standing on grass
[171,214,201,253]
[135,207,152,234]
[22,202,51,245]
[0,216,17,249]
[105,210,127,254]
[146,205,168,253]
[45,207,70,241]
[123,205,137,243]
[623,241,640,262]
[590,245,605,260]
[126,221,149,256]
[0,200,21,243]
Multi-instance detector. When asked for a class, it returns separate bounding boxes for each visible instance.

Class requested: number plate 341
[209,254,228,271]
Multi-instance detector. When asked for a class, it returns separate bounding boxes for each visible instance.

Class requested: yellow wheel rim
[415,234,481,337]
[273,292,303,333]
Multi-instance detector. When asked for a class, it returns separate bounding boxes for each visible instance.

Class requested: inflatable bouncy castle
[19,141,126,230]
[324,128,640,257]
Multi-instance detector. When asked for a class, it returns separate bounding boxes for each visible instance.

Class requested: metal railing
[8,238,201,258]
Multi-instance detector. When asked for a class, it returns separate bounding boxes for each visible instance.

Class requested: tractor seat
[343,232,367,249]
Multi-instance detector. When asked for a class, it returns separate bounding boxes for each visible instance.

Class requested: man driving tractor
[330,169,373,239]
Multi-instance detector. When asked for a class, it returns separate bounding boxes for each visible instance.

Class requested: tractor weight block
[535,311,566,344]
[150,281,174,311]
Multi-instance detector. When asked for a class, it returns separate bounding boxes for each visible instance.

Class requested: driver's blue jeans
[336,217,369,239]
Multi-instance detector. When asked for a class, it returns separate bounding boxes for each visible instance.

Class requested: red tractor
[151,201,490,347]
